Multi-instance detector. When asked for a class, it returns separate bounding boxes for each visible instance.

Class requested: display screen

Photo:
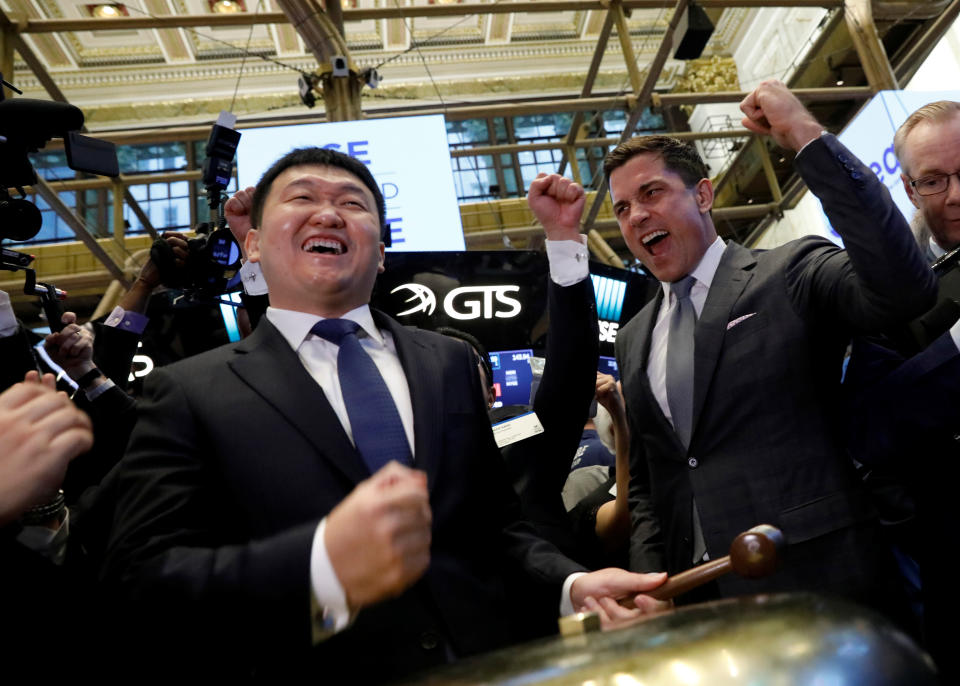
[488,348,534,408]
[236,114,464,252]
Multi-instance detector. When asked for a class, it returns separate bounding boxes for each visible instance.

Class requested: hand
[224,186,256,260]
[570,568,671,629]
[324,461,432,611]
[527,173,586,241]
[739,79,824,152]
[595,373,625,419]
[0,375,93,525]
[44,312,96,381]
[138,232,189,290]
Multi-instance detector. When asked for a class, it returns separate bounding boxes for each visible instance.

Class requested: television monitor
[488,348,534,409]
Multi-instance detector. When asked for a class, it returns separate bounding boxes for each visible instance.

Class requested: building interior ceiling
[1,0,958,323]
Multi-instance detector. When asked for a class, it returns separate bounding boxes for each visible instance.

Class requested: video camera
[150,111,242,298]
[1,74,118,331]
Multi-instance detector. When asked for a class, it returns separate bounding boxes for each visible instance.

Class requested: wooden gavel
[619,524,784,604]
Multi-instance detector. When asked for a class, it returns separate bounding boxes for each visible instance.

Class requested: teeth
[641,230,668,245]
[303,237,344,254]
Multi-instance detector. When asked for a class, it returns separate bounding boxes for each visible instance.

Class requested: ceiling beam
[581,0,689,230]
[19,1,845,33]
[557,8,616,177]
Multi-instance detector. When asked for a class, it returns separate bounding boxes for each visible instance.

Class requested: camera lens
[0,197,43,241]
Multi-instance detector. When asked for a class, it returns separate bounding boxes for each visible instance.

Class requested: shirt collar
[265,304,384,350]
[659,235,726,302]
[929,238,947,260]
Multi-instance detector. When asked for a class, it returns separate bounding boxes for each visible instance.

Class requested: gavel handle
[645,556,732,601]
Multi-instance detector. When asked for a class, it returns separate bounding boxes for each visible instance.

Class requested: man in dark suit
[104,147,667,681]
[844,99,960,678]
[534,80,936,617]
[613,81,938,611]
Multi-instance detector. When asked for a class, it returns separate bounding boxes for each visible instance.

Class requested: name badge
[492,411,544,448]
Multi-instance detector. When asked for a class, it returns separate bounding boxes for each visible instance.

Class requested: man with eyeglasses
[898,101,960,259]
[844,100,960,680]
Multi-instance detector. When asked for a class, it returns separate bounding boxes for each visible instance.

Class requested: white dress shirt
[266,237,591,637]
[646,236,726,426]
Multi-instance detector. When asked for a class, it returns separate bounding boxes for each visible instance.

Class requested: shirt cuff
[85,377,116,401]
[104,306,149,335]
[950,317,960,352]
[0,290,18,337]
[240,261,270,296]
[16,508,70,566]
[310,518,351,642]
[546,236,589,287]
[795,130,830,158]
[560,571,588,616]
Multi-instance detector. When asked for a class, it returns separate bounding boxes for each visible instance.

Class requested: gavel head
[729,524,784,579]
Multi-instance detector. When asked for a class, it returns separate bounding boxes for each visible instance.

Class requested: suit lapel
[375,311,443,491]
[691,243,756,436]
[229,318,369,485]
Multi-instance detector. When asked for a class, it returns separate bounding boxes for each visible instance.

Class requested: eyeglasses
[909,171,960,196]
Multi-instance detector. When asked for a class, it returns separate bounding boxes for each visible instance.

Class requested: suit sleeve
[789,134,937,332]
[446,338,587,589]
[102,366,318,654]
[844,332,960,466]
[519,278,599,510]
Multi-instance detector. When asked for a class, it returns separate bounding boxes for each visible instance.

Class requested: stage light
[211,0,245,13]
[89,4,125,18]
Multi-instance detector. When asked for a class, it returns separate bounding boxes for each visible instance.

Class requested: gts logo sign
[391,284,522,321]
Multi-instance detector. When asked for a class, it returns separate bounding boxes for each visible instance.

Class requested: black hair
[603,134,710,188]
[436,326,494,394]
[250,147,388,243]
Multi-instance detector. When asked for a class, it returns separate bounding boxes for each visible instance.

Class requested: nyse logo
[391,283,522,320]
[599,320,619,343]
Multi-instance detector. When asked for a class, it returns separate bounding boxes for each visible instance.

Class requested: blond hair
[893,100,960,176]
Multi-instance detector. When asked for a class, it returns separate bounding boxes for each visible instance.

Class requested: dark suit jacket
[614,135,936,611]
[501,277,599,561]
[103,310,584,681]
[845,322,960,678]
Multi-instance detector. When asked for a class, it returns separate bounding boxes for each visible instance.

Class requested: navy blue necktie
[311,318,412,474]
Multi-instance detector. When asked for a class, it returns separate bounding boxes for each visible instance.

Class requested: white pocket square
[727,312,757,330]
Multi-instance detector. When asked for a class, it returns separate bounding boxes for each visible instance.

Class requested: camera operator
[0,371,96,671]
[92,232,189,390]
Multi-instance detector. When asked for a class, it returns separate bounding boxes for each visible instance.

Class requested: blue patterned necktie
[311,318,412,474]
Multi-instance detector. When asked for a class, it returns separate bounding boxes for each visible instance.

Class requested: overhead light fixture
[88,4,127,18]
[672,3,715,60]
[210,0,245,13]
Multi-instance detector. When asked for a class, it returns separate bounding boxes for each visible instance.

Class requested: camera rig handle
[24,269,67,332]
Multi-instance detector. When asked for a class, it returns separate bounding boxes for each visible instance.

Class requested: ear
[245,229,261,263]
[695,178,715,214]
[901,173,921,209]
[377,242,386,274]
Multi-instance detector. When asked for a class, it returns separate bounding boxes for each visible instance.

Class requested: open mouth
[640,230,669,251]
[302,237,346,255]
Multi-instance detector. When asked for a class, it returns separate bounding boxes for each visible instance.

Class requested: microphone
[0,99,85,146]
